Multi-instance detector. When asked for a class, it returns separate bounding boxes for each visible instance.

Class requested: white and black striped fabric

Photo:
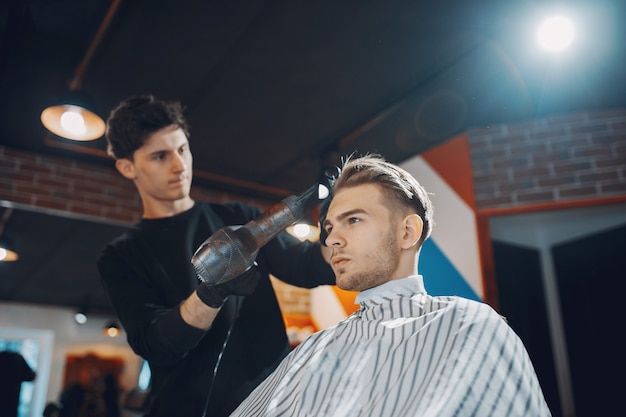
[231,275,552,417]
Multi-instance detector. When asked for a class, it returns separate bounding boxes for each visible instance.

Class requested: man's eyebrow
[145,148,167,157]
[145,142,187,157]
[323,208,367,228]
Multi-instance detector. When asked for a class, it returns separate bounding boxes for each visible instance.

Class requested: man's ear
[115,158,136,180]
[400,213,423,250]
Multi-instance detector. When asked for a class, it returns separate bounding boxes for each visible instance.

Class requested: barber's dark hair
[321,154,434,246]
[105,94,190,160]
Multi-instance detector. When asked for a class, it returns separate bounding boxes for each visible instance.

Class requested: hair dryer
[192,171,337,286]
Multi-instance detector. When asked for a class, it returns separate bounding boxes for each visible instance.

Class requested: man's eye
[348,217,360,224]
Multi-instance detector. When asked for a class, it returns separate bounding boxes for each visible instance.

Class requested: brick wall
[468,109,626,210]
[0,146,272,224]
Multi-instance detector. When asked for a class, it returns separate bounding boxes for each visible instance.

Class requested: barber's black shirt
[98,201,335,416]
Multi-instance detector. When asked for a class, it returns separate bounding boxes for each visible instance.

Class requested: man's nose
[172,153,187,171]
[325,228,344,247]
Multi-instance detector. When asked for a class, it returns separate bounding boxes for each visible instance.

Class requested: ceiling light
[41,92,106,141]
[0,208,18,262]
[103,320,121,337]
[536,15,575,52]
[40,0,123,141]
[0,245,18,262]
[286,221,320,242]
[74,310,88,325]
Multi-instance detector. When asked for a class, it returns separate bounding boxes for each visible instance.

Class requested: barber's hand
[196,263,261,308]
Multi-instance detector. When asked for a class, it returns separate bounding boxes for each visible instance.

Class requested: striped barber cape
[231,275,552,417]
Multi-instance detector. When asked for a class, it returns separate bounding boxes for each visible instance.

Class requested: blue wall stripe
[419,239,481,301]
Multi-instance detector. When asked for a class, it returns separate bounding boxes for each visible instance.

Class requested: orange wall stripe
[283,314,318,332]
[420,133,476,209]
[332,286,360,315]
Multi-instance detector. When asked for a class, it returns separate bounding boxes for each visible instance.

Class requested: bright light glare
[292,223,312,238]
[0,247,17,262]
[74,312,87,325]
[60,108,87,135]
[537,15,575,52]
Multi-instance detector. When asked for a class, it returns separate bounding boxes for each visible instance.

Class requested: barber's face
[323,183,403,291]
[119,126,193,204]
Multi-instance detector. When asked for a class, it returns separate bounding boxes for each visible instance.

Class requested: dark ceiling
[1,0,625,316]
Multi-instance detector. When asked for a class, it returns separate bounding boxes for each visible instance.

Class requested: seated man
[231,154,552,417]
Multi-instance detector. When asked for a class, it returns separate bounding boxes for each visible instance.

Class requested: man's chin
[336,273,359,292]
[169,185,191,199]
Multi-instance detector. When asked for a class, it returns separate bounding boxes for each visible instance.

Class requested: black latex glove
[196,262,260,308]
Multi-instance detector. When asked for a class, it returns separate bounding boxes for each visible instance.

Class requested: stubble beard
[337,230,400,292]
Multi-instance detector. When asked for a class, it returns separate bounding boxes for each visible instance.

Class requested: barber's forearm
[180,291,221,330]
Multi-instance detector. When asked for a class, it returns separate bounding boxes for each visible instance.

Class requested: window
[0,339,38,417]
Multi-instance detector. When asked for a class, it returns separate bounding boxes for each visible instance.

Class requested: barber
[97,95,335,417]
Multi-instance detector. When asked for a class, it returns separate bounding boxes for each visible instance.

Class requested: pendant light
[41,91,106,141]
[103,320,122,337]
[0,208,18,262]
[40,0,123,141]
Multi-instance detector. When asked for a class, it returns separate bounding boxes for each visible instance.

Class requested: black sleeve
[97,241,206,368]
[259,230,335,288]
